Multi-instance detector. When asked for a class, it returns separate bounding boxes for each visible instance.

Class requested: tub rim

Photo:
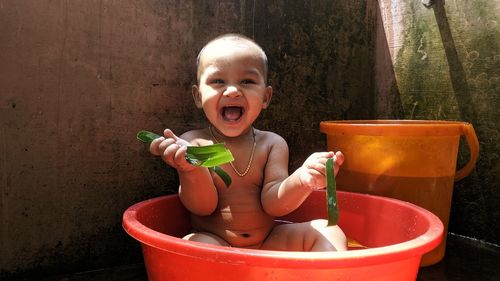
[123,191,443,269]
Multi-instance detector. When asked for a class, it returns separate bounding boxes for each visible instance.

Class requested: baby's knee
[183,232,230,247]
[309,219,347,251]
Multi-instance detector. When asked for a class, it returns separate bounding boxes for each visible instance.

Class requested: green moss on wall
[386,0,499,244]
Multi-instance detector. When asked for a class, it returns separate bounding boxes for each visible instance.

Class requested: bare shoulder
[254,129,288,152]
[179,128,213,146]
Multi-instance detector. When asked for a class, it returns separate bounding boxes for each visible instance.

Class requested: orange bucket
[320,120,479,266]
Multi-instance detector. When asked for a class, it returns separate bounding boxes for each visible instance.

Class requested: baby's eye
[210,79,224,84]
[241,79,256,84]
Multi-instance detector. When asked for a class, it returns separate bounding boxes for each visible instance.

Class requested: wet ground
[9,233,500,281]
[417,233,500,281]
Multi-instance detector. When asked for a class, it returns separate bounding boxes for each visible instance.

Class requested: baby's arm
[150,129,218,215]
[261,135,343,217]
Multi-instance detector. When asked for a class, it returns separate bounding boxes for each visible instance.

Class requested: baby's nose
[223,85,242,97]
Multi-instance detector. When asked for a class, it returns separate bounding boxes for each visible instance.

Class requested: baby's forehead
[206,37,254,50]
[197,38,267,78]
[200,39,264,64]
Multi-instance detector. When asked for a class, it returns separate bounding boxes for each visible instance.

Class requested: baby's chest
[212,161,265,189]
[216,183,263,209]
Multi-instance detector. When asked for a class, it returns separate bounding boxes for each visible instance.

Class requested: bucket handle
[454,123,479,181]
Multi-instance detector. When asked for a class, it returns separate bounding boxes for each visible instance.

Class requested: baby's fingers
[173,145,194,171]
[333,151,344,166]
[304,161,327,176]
[164,128,191,147]
[333,151,344,176]
[149,136,166,156]
[162,141,183,165]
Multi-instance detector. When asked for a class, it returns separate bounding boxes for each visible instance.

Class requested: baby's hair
[196,34,268,84]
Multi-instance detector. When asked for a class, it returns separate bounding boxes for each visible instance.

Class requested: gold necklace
[209,125,256,177]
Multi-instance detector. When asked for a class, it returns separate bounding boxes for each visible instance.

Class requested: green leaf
[210,166,232,187]
[185,144,233,187]
[186,143,234,168]
[136,130,234,187]
[137,130,161,143]
[326,157,339,226]
[185,143,229,154]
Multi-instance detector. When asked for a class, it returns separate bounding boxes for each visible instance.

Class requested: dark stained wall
[1,0,498,278]
[0,0,377,277]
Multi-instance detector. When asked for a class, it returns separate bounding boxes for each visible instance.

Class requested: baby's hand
[149,129,195,172]
[299,151,344,190]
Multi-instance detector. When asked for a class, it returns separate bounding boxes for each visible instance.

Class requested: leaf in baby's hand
[185,143,234,168]
[326,157,339,226]
[137,130,161,144]
[186,143,234,187]
[210,166,232,187]
[136,130,234,187]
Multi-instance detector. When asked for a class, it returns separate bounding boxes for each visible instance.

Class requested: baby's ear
[262,86,273,109]
[191,85,203,108]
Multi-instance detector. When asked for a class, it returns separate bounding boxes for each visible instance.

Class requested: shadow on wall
[431,0,477,124]
[430,0,499,246]
[374,1,404,118]
[374,0,500,248]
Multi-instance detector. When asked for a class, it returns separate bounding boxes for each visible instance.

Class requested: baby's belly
[191,207,276,247]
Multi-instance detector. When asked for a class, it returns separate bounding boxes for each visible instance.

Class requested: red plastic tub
[123,191,443,281]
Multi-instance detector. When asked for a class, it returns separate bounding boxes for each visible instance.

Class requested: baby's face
[194,40,272,138]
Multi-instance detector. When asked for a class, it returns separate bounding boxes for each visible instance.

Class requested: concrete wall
[1,0,498,278]
[0,0,377,277]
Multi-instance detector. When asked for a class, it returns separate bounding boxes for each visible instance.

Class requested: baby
[150,34,347,251]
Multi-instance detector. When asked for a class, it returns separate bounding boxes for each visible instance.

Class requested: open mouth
[221,106,244,122]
